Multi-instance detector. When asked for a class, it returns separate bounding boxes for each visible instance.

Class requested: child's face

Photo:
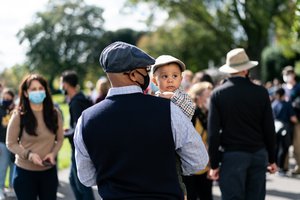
[152,63,183,92]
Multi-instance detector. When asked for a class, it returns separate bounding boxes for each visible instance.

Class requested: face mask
[150,82,159,93]
[283,75,293,83]
[2,100,13,108]
[28,91,46,104]
[59,84,68,95]
[61,89,68,95]
[135,70,150,91]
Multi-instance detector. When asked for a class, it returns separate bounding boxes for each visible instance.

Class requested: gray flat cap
[99,41,155,73]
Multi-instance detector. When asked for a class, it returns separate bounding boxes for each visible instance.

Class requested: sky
[0,0,166,71]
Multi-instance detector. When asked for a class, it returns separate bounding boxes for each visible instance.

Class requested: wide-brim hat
[152,55,186,73]
[219,48,258,74]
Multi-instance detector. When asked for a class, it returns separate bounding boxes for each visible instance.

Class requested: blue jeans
[69,152,95,200]
[219,149,268,200]
[0,142,13,189]
[13,166,58,200]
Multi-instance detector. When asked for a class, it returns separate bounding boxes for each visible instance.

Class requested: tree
[0,64,31,91]
[17,0,105,90]
[127,0,295,78]
[138,19,233,72]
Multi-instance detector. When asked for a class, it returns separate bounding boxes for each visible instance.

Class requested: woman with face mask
[6,74,64,200]
[0,88,15,199]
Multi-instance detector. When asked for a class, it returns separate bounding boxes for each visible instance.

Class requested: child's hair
[275,88,285,98]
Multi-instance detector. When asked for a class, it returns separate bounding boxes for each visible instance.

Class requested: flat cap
[99,41,155,73]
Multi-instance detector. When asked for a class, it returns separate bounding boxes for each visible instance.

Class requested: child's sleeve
[171,89,195,120]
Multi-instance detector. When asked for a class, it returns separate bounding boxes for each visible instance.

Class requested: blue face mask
[28,91,46,104]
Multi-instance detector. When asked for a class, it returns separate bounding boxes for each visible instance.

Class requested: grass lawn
[53,94,72,170]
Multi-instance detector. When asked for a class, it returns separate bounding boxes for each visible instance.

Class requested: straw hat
[219,48,258,73]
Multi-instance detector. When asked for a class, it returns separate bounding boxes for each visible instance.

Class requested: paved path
[4,165,300,199]
[56,167,300,200]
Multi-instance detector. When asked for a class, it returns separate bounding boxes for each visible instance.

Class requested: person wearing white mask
[6,74,64,200]
[282,66,300,174]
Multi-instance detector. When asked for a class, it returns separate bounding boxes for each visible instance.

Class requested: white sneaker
[5,188,16,197]
[0,189,5,200]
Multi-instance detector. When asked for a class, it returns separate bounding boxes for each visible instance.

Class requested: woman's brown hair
[18,74,58,136]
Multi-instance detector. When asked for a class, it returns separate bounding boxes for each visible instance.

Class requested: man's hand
[208,168,220,180]
[267,163,277,174]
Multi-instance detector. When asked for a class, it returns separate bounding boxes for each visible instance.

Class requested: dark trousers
[182,172,213,200]
[13,166,58,200]
[219,149,268,200]
[275,133,291,169]
[69,152,95,200]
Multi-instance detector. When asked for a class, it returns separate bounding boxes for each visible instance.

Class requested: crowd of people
[0,41,299,200]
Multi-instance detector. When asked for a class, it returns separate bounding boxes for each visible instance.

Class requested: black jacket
[208,77,276,169]
[68,92,93,151]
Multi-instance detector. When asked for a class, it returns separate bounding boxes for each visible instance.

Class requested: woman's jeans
[13,166,58,200]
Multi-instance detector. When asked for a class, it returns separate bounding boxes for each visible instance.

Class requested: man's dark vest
[81,93,183,199]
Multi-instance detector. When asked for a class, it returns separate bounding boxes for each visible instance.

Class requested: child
[152,55,195,119]
[152,55,195,198]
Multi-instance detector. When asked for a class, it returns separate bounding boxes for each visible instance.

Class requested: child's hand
[159,92,174,99]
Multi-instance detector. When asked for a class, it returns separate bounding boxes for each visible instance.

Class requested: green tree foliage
[17,0,105,90]
[127,0,295,78]
[261,47,288,82]
[0,64,31,91]
[138,19,232,72]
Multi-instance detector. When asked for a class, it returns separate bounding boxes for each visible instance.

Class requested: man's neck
[68,88,78,99]
[230,72,246,78]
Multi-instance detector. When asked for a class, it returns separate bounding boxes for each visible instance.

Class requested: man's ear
[128,70,138,82]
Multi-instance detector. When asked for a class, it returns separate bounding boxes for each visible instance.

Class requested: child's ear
[152,76,158,86]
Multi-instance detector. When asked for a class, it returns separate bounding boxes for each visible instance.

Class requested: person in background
[6,74,64,200]
[60,70,95,200]
[192,72,214,86]
[94,76,111,104]
[0,88,16,199]
[281,66,300,174]
[181,70,194,92]
[74,41,208,199]
[208,48,277,200]
[272,88,298,174]
[183,82,213,200]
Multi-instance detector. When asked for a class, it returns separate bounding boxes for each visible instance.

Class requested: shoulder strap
[18,114,24,142]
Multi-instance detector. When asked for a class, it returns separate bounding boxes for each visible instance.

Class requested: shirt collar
[107,85,143,97]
